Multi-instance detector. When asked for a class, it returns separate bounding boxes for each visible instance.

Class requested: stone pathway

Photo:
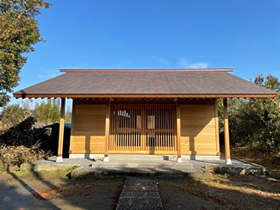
[116,177,163,210]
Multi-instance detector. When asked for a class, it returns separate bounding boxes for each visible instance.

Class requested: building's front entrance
[109,103,177,154]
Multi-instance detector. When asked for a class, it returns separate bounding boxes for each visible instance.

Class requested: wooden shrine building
[13,69,277,164]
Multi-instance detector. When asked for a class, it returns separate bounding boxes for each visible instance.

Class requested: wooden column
[214,99,220,156]
[223,98,232,165]
[104,102,110,162]
[176,102,182,162]
[68,99,75,156]
[56,98,65,162]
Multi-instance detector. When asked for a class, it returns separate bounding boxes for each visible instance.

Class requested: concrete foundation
[27,155,261,177]
[56,156,63,162]
[69,154,104,159]
[182,155,221,161]
[69,154,221,161]
[226,158,232,165]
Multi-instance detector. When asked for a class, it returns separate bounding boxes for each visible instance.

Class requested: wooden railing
[109,103,177,154]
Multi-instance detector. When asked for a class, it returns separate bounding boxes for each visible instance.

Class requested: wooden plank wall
[69,99,219,156]
[69,102,106,154]
[180,102,218,155]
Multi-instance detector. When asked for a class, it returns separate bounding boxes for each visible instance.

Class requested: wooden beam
[56,98,65,162]
[104,102,110,161]
[176,102,182,162]
[223,98,232,165]
[214,99,220,155]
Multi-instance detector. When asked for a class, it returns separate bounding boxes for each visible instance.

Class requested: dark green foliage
[0,0,51,106]
[228,75,280,153]
[1,103,31,129]
[33,99,60,124]
[65,106,72,123]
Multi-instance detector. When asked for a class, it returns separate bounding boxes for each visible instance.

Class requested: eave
[13,93,277,99]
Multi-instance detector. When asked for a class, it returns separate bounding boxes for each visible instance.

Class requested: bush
[0,142,47,167]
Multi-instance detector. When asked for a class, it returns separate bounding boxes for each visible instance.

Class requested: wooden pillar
[214,99,220,156]
[69,99,75,156]
[56,98,65,162]
[223,98,232,165]
[176,102,182,163]
[104,101,110,162]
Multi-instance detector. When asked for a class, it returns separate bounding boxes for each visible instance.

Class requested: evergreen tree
[229,75,280,152]
[0,0,51,106]
[33,99,60,124]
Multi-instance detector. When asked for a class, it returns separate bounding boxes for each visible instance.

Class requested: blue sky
[14,0,280,99]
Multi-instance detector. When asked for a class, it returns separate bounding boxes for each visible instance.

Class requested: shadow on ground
[158,172,280,210]
[0,163,279,210]
[1,164,123,210]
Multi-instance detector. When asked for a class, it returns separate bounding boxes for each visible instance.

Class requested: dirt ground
[0,169,123,210]
[0,168,279,210]
[158,174,280,210]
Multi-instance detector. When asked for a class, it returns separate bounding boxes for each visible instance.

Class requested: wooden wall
[69,99,219,156]
[69,101,106,154]
[180,102,219,155]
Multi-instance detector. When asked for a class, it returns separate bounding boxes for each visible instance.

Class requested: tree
[65,105,72,123]
[33,99,60,124]
[0,103,31,130]
[229,75,280,152]
[0,0,51,106]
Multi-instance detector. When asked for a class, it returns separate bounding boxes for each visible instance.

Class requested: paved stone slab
[30,155,262,177]
[116,177,163,210]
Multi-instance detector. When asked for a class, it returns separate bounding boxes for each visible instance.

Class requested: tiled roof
[13,69,277,98]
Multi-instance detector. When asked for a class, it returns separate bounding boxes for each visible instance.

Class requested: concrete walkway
[26,155,266,178]
[116,177,162,210]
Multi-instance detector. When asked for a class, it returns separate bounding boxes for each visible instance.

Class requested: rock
[70,167,98,179]
[239,169,246,175]
[268,170,280,179]
[189,172,213,182]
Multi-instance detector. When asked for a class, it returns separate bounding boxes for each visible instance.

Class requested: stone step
[116,177,163,210]
[106,155,178,161]
[91,162,193,168]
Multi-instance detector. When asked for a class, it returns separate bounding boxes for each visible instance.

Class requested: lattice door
[109,103,177,154]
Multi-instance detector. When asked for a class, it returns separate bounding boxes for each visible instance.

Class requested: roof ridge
[60,68,234,73]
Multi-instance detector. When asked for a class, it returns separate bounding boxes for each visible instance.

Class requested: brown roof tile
[13,69,277,98]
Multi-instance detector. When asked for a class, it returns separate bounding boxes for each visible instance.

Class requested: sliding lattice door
[109,103,177,154]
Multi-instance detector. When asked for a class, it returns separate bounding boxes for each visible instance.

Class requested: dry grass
[159,173,280,209]
[0,143,47,167]
[232,146,280,170]
[33,182,97,200]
